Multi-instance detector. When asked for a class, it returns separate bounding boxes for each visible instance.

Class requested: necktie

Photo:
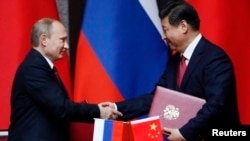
[53,67,61,84]
[177,55,186,87]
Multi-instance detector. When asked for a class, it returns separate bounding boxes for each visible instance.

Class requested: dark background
[68,0,86,85]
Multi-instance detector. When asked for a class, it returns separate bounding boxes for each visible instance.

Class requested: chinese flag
[0,0,72,130]
[130,116,164,141]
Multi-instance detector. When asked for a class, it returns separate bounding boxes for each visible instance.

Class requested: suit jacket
[116,37,241,140]
[8,49,99,141]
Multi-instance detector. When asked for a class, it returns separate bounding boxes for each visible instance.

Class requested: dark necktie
[177,55,187,87]
[53,67,61,84]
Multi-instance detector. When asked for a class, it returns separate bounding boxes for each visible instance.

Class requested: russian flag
[72,0,168,140]
[93,119,129,141]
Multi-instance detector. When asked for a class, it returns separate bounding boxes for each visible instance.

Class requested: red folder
[149,86,205,129]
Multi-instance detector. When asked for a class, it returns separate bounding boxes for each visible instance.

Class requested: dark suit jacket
[8,49,99,141]
[116,37,241,140]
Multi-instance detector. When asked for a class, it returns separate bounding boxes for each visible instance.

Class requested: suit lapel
[181,37,206,89]
[31,49,69,98]
[163,53,180,90]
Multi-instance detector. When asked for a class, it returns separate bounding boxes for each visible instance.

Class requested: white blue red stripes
[93,119,128,141]
[73,0,168,140]
[78,0,168,100]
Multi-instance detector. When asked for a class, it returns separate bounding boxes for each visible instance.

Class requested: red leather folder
[149,86,206,129]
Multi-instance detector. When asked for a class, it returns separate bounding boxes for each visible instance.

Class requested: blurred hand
[163,128,186,141]
[99,102,116,110]
[98,103,123,119]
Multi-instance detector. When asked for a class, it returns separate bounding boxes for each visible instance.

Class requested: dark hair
[159,1,200,30]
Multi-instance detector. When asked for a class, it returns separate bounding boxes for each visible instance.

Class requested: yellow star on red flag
[130,116,163,141]
[150,123,157,130]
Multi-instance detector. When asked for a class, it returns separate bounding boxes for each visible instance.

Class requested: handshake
[98,102,123,120]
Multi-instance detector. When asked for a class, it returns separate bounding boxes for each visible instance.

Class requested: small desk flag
[93,118,130,141]
[130,116,164,141]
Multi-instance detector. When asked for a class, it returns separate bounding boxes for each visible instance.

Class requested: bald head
[31,18,59,47]
[30,18,69,62]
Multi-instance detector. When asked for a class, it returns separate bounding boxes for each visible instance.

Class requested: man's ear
[40,34,48,46]
[179,20,188,33]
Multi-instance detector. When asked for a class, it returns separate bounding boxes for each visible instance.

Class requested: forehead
[161,17,171,27]
[51,21,67,36]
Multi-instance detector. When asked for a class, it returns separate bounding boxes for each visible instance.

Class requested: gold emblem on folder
[163,105,180,120]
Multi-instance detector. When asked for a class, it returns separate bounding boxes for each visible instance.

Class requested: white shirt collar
[182,33,202,65]
[43,55,54,69]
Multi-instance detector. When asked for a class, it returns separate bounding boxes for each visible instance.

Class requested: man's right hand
[98,103,123,119]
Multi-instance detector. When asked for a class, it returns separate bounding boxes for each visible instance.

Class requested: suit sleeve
[25,66,100,122]
[116,59,172,121]
[116,93,154,121]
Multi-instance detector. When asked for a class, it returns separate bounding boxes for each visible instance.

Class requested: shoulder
[198,37,231,60]
[200,37,227,53]
[16,49,52,78]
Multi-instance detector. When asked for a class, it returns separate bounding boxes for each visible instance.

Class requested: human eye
[163,28,168,34]
[60,37,67,42]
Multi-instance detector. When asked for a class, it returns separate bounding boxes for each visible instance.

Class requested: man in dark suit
[104,1,241,141]
[8,18,122,141]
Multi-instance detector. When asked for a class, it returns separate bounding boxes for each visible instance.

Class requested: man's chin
[59,55,64,59]
[55,54,64,61]
[169,46,176,50]
[59,52,65,57]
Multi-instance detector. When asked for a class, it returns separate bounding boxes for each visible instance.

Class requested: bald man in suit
[8,18,122,141]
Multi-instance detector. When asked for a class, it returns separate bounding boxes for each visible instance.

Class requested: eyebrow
[60,36,68,40]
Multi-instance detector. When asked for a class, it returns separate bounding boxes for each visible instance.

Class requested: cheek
[165,31,176,41]
[169,29,181,39]
[54,41,63,49]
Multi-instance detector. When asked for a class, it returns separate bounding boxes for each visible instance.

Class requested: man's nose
[64,41,69,49]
